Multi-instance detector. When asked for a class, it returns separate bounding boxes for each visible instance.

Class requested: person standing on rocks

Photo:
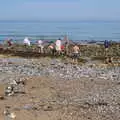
[104,40,109,56]
[23,37,31,46]
[7,39,13,47]
[63,35,69,55]
[55,38,62,56]
[5,38,14,49]
[48,43,56,56]
[72,44,80,64]
[37,39,44,53]
[104,40,112,63]
[23,37,31,52]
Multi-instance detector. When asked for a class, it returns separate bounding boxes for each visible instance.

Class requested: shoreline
[0,39,120,45]
[0,42,119,61]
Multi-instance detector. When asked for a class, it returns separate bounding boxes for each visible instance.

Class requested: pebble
[43,105,53,111]
[4,110,16,119]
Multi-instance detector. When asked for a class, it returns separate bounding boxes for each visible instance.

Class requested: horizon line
[0,19,120,22]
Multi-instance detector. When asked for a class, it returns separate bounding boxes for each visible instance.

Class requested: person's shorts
[105,48,108,51]
[24,43,30,46]
[56,46,61,51]
[73,53,79,59]
[38,45,44,49]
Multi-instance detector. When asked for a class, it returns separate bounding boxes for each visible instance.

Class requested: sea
[0,20,120,44]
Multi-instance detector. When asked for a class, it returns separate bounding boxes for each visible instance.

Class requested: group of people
[5,37,80,63]
[5,37,111,64]
[23,37,80,63]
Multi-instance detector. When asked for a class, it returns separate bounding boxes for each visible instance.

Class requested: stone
[4,110,16,119]
[23,104,33,110]
[5,85,14,96]
[43,105,53,111]
[8,112,16,119]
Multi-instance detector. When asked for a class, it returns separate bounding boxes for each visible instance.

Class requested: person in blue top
[104,40,112,63]
[104,40,109,56]
[104,40,109,49]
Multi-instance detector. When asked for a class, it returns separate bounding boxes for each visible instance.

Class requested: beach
[0,47,120,120]
[0,0,120,119]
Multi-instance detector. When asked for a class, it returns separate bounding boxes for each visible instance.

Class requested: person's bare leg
[58,51,59,56]
[72,58,74,63]
[38,48,40,53]
[75,58,77,64]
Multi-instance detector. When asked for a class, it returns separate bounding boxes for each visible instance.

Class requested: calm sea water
[0,20,120,43]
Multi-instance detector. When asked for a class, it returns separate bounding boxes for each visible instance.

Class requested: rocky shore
[0,55,120,120]
[0,56,119,81]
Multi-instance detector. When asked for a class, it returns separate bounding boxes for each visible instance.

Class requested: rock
[8,112,16,119]
[43,105,53,111]
[0,95,4,100]
[13,84,25,94]
[4,110,16,119]
[5,85,14,96]
[10,80,17,85]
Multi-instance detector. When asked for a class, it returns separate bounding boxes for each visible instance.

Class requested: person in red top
[7,39,12,46]
[61,45,65,55]
[6,38,13,48]
[61,45,64,51]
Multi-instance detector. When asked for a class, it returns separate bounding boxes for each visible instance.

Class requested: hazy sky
[0,0,119,20]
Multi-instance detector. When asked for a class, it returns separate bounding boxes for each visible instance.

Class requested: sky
[0,0,120,21]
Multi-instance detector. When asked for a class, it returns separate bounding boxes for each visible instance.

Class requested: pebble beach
[0,52,120,120]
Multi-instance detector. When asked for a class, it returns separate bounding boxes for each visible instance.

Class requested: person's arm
[78,47,80,52]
